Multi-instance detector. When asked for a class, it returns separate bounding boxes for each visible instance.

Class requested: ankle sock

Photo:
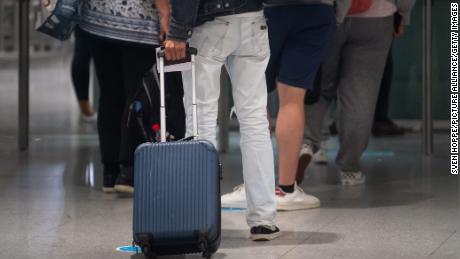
[279,184,295,193]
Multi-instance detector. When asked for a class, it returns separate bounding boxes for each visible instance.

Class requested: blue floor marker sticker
[116,245,142,253]
[222,207,246,212]
[362,151,395,157]
[326,150,394,158]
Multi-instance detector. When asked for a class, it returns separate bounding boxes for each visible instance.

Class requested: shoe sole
[313,158,328,165]
[277,201,320,211]
[102,187,116,193]
[114,184,134,194]
[313,153,328,164]
[341,176,366,186]
[250,231,282,241]
[296,153,312,184]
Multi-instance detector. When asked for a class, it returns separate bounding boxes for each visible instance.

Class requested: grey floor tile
[282,228,454,258]
[429,230,460,259]
[0,59,458,259]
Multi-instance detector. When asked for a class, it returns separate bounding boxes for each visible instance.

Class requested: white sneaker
[81,113,97,123]
[312,142,328,164]
[221,184,247,208]
[276,183,320,211]
[340,171,366,186]
[296,144,313,184]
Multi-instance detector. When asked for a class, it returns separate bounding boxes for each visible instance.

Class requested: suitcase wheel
[202,250,212,259]
[142,246,156,258]
[195,230,213,259]
[199,242,212,259]
[134,233,156,258]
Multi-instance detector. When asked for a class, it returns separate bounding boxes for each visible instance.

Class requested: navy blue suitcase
[133,48,221,258]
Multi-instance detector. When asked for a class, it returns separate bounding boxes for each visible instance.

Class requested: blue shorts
[264,5,336,92]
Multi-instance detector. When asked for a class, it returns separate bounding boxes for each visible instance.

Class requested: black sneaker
[102,173,117,193]
[102,167,119,193]
[114,166,134,194]
[250,225,281,241]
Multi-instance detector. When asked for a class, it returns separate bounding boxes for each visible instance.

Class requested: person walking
[264,0,337,210]
[164,0,281,241]
[78,0,185,193]
[299,0,415,186]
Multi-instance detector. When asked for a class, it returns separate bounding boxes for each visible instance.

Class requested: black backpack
[127,66,186,143]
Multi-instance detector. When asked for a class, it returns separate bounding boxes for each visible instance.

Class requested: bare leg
[276,82,307,186]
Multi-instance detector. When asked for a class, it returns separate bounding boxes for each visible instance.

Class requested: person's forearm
[155,0,169,18]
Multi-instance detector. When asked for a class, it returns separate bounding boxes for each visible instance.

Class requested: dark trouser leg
[374,47,393,123]
[115,45,185,193]
[304,22,347,152]
[118,46,185,168]
[118,45,157,168]
[87,34,124,173]
[71,26,91,101]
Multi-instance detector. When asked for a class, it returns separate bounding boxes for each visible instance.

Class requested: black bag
[127,67,185,143]
[37,0,80,41]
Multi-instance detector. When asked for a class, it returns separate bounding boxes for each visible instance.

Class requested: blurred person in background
[372,42,407,136]
[71,25,97,123]
[42,0,97,123]
[77,0,186,194]
[298,0,415,187]
[39,0,186,194]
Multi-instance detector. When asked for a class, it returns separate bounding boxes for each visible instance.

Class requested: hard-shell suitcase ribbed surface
[133,47,220,258]
[133,140,221,257]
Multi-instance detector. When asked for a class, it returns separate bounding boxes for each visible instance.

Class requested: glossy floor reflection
[1,61,458,259]
[0,131,457,259]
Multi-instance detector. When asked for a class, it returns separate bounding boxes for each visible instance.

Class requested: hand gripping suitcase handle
[156,47,198,58]
[157,47,198,143]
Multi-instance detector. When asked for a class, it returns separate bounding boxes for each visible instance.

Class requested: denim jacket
[167,0,263,41]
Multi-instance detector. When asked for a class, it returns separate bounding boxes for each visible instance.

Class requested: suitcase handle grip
[157,46,198,142]
[157,47,198,58]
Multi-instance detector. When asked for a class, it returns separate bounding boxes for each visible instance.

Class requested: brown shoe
[296,144,313,184]
[372,121,406,137]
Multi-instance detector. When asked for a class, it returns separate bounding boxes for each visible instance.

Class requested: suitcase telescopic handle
[156,47,198,58]
[157,47,198,143]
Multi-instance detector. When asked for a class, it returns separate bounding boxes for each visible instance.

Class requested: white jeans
[182,11,276,228]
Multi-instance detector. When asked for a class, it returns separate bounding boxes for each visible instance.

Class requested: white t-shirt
[349,0,397,18]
